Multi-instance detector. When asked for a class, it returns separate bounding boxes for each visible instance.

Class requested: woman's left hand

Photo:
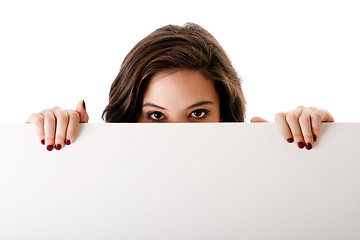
[251,106,335,150]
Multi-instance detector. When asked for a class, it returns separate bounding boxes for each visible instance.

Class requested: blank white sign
[0,123,359,239]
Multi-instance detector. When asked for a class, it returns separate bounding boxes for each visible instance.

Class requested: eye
[147,111,165,122]
[190,109,209,119]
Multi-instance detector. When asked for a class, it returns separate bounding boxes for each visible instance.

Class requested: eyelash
[147,109,210,122]
[147,111,165,123]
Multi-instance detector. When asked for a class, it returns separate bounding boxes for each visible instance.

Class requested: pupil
[153,112,162,119]
[194,110,201,117]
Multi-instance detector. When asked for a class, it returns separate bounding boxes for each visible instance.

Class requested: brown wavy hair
[102,22,246,122]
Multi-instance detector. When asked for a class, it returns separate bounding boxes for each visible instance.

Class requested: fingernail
[297,142,305,149]
[65,139,71,145]
[47,145,54,151]
[313,134,317,142]
[41,139,45,145]
[287,138,294,143]
[82,100,86,110]
[55,144,62,150]
[306,143,312,150]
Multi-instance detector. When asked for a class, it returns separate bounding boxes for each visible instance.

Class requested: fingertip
[313,134,317,142]
[65,139,71,145]
[305,142,313,150]
[76,100,85,111]
[46,145,54,151]
[250,116,268,123]
[54,144,62,151]
[297,142,306,149]
[75,100,89,123]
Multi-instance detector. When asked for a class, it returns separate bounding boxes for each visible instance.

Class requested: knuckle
[40,109,51,114]
[32,114,44,125]
[304,134,314,141]
[45,136,54,143]
[299,116,309,125]
[311,110,321,119]
[312,125,320,133]
[57,113,69,123]
[275,112,286,121]
[56,133,66,141]
[44,115,55,125]
[293,133,303,141]
[286,113,298,123]
[68,111,80,122]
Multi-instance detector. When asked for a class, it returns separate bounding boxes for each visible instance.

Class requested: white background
[0,0,359,123]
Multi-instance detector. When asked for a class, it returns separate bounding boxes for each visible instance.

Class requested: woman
[26,23,334,151]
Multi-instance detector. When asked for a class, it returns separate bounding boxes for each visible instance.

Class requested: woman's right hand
[26,100,89,151]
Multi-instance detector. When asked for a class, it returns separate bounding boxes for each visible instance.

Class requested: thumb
[76,100,89,123]
[250,116,268,123]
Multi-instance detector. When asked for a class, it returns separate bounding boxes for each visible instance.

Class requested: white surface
[0,123,360,239]
[0,1,360,123]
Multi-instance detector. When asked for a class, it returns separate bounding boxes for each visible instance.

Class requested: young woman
[26,23,334,151]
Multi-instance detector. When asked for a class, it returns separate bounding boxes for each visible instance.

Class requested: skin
[26,69,334,151]
[138,70,221,123]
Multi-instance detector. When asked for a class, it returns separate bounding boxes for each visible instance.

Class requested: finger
[286,106,306,149]
[64,109,81,145]
[250,116,268,123]
[310,109,335,142]
[312,108,335,123]
[40,110,56,151]
[26,113,45,145]
[275,112,294,143]
[53,107,69,150]
[299,108,317,150]
[75,100,89,123]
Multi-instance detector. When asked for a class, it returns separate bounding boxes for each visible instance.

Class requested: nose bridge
[168,114,189,123]
[170,118,188,123]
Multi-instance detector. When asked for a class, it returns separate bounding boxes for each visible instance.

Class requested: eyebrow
[142,101,214,110]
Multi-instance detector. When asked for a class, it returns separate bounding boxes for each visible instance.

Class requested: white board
[0,123,359,239]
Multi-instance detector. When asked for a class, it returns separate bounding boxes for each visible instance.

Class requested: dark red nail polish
[55,144,62,150]
[41,139,45,145]
[306,143,312,150]
[82,100,86,110]
[47,145,54,151]
[65,139,71,145]
[313,134,317,142]
[297,142,305,149]
[287,138,294,143]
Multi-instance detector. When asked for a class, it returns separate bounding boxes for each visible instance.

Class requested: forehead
[143,69,219,105]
